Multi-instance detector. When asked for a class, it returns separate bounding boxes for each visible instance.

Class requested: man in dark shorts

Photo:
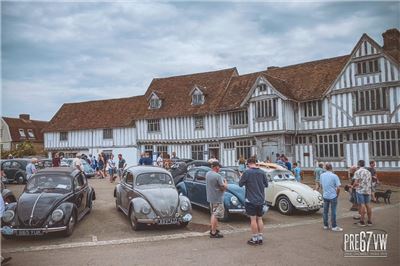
[239,157,268,245]
[206,160,227,238]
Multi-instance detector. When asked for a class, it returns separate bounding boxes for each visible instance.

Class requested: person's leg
[331,197,338,228]
[323,198,330,228]
[210,214,217,234]
[365,195,372,223]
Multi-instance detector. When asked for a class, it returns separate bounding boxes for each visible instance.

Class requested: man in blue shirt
[239,157,268,245]
[320,163,343,232]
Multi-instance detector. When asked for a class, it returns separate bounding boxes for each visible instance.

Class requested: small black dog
[375,190,392,204]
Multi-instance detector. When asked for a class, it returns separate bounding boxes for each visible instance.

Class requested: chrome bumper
[296,205,323,211]
[228,208,246,214]
[1,225,67,236]
[137,214,192,224]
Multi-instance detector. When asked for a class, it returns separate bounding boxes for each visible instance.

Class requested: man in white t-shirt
[72,153,83,172]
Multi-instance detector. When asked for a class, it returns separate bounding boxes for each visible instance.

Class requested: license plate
[16,229,44,236]
[1,226,14,235]
[157,218,178,225]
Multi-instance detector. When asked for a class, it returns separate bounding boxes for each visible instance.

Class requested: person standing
[72,153,83,172]
[239,157,268,245]
[156,153,164,167]
[314,162,325,191]
[142,152,153,166]
[238,156,246,175]
[52,153,61,167]
[368,160,379,202]
[320,163,343,232]
[97,154,105,179]
[206,160,227,238]
[0,195,12,264]
[117,154,127,180]
[26,158,38,180]
[171,151,179,162]
[353,160,373,226]
[108,154,117,182]
[283,156,292,171]
[292,162,302,182]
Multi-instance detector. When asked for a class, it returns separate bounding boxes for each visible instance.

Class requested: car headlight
[2,210,15,223]
[230,196,239,206]
[51,209,64,222]
[318,195,323,201]
[141,204,151,215]
[296,195,303,203]
[180,201,190,211]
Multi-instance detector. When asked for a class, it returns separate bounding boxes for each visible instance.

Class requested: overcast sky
[1,1,398,121]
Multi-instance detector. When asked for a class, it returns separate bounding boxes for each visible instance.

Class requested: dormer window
[191,87,205,105]
[27,129,35,138]
[18,129,26,138]
[149,93,162,109]
[258,84,267,92]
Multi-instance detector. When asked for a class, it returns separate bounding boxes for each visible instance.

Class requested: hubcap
[279,199,289,212]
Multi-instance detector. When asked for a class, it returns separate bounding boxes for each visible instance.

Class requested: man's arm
[335,175,341,197]
[217,175,228,191]
[263,173,268,188]
[239,173,247,187]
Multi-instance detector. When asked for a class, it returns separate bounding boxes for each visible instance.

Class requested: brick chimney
[382,28,400,51]
[19,114,30,120]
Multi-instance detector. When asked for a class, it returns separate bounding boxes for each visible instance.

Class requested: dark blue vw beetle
[175,166,245,221]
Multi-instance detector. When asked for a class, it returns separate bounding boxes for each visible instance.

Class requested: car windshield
[135,173,174,186]
[25,174,72,193]
[271,171,296,181]
[60,159,72,167]
[219,170,240,184]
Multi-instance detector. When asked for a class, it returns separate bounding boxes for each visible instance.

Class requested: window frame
[255,99,278,120]
[302,100,323,119]
[371,129,400,159]
[194,116,205,130]
[27,129,35,138]
[147,119,161,133]
[192,91,204,105]
[18,129,26,138]
[229,110,248,127]
[356,59,380,75]
[149,97,161,109]
[235,139,252,160]
[354,87,389,115]
[60,132,68,141]
[315,133,344,160]
[191,144,204,160]
[103,128,113,140]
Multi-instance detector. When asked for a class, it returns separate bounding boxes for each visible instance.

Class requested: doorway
[261,142,278,162]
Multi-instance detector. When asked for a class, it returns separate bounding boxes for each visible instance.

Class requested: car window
[2,162,11,168]
[11,162,21,168]
[126,172,134,185]
[220,170,239,184]
[74,173,85,190]
[195,170,207,182]
[26,174,72,193]
[186,169,196,180]
[135,173,173,186]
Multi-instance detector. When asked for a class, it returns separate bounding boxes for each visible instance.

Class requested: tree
[1,141,36,159]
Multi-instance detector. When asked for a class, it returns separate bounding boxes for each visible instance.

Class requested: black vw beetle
[1,167,96,238]
[114,166,192,230]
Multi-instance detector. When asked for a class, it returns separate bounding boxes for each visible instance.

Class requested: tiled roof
[264,55,350,101]
[2,117,48,142]
[43,96,147,132]
[142,68,238,119]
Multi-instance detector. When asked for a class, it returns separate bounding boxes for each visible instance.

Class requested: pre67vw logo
[343,229,388,257]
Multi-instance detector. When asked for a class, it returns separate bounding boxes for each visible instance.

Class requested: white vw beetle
[258,163,323,215]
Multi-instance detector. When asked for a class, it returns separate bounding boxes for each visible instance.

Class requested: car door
[183,169,196,200]
[73,173,88,214]
[265,173,275,205]
[120,171,134,211]
[189,169,208,207]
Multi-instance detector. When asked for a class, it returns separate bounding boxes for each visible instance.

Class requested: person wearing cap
[239,156,268,245]
[72,153,83,172]
[206,160,227,238]
[26,158,38,180]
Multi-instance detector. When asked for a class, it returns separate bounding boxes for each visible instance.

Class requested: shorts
[245,202,265,217]
[356,193,371,204]
[210,203,225,219]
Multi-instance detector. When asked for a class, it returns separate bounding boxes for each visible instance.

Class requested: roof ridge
[63,95,144,106]
[268,54,350,70]
[2,116,48,123]
[154,67,237,80]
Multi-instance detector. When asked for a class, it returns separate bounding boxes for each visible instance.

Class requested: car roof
[126,166,172,176]
[1,158,31,162]
[36,167,79,176]
[257,162,288,171]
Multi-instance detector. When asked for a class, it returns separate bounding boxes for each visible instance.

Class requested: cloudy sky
[1,1,398,121]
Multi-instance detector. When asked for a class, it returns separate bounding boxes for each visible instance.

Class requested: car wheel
[129,209,141,231]
[179,221,189,227]
[277,196,294,215]
[63,212,77,237]
[16,175,25,184]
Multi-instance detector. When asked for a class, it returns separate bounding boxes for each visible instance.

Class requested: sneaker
[258,239,263,245]
[331,226,343,232]
[357,221,366,227]
[353,215,361,220]
[247,239,259,246]
[210,231,223,238]
[323,226,329,230]
[367,221,373,226]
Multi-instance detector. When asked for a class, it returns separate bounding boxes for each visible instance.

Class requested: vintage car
[1,159,30,184]
[176,166,246,221]
[61,159,95,178]
[258,163,323,215]
[114,166,192,230]
[1,167,96,237]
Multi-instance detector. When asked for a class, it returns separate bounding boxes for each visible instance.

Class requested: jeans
[323,197,338,228]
